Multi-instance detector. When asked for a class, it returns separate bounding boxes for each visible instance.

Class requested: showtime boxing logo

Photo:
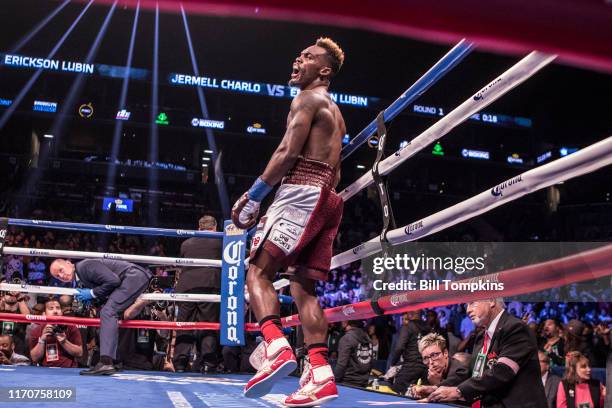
[491,175,523,197]
[223,240,244,343]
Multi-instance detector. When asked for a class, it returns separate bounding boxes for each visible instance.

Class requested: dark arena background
[0,1,610,407]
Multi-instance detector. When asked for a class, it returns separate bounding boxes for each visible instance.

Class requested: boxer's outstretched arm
[261,91,322,185]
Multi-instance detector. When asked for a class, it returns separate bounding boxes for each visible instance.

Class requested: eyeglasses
[422,351,443,364]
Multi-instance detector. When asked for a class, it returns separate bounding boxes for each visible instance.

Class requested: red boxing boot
[243,337,297,398]
[284,364,338,407]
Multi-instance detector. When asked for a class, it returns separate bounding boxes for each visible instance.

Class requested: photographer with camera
[117,293,173,371]
[173,215,222,373]
[29,298,82,367]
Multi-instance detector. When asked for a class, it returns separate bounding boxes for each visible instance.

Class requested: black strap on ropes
[0,217,7,274]
[369,112,397,316]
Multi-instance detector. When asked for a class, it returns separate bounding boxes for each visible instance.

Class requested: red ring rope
[2,244,610,331]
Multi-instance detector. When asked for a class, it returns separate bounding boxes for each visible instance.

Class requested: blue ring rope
[8,218,224,239]
[341,40,475,160]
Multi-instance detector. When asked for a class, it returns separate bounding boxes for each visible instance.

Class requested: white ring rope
[340,51,556,201]
[331,134,612,268]
[0,279,291,304]
[2,247,221,268]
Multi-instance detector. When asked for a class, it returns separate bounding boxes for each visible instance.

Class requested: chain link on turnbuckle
[369,112,397,316]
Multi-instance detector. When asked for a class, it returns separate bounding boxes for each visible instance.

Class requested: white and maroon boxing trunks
[250,157,343,281]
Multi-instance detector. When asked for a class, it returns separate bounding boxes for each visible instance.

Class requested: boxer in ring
[232,37,345,407]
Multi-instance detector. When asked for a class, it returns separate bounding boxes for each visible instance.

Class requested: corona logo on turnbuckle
[223,241,244,265]
[221,221,246,346]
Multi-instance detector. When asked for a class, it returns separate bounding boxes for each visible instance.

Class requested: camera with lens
[147,276,175,314]
[52,325,68,334]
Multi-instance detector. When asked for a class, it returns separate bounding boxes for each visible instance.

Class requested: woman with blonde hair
[556,351,605,408]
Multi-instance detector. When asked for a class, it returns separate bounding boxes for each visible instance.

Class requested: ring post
[220,220,247,346]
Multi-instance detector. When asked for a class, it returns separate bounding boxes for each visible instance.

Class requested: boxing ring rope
[2,246,222,268]
[284,243,612,327]
[331,134,612,268]
[0,312,248,331]
[341,39,474,160]
[0,278,291,304]
[1,242,609,331]
[7,218,223,239]
[339,51,556,201]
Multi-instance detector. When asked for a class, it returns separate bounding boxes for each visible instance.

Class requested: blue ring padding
[8,218,224,239]
[341,41,474,160]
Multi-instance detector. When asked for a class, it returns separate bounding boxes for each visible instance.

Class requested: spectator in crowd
[541,319,565,367]
[426,309,450,350]
[445,322,461,356]
[427,298,547,407]
[539,350,561,408]
[564,319,596,366]
[0,334,30,365]
[327,323,343,360]
[389,310,431,394]
[173,215,222,373]
[0,290,30,315]
[407,333,469,400]
[27,257,47,285]
[29,298,83,368]
[366,324,379,360]
[3,254,24,282]
[460,310,475,340]
[333,320,373,388]
[556,351,605,408]
[0,290,30,356]
[457,326,484,355]
[118,297,171,371]
[591,322,609,369]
